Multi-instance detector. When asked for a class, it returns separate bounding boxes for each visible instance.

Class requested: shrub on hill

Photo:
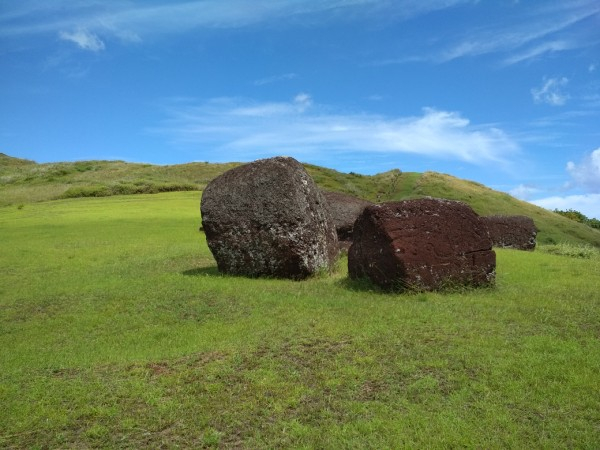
[554,209,600,230]
[60,181,198,198]
[60,185,112,198]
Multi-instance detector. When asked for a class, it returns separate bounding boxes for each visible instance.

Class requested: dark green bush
[61,185,112,198]
[154,182,198,193]
[554,209,600,230]
[60,182,198,199]
[74,163,95,172]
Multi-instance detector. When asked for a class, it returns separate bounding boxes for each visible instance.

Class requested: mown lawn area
[1,192,599,448]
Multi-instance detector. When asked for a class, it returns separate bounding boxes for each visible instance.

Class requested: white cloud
[293,93,312,112]
[510,184,542,200]
[530,148,600,220]
[531,194,600,220]
[531,77,569,106]
[153,95,518,166]
[590,63,597,73]
[59,27,105,51]
[566,148,600,192]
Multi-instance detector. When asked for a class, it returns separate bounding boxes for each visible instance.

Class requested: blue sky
[2,0,600,218]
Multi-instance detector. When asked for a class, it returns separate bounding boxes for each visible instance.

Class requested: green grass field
[1,192,600,448]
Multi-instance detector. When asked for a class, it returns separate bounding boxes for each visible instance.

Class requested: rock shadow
[335,276,385,293]
[182,266,221,277]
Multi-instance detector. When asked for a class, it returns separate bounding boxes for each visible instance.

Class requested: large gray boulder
[481,215,537,250]
[200,156,338,279]
[348,198,496,291]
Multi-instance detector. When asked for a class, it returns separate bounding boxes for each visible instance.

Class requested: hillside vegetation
[2,152,599,247]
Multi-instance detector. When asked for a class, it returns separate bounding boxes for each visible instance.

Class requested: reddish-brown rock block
[481,215,537,250]
[348,198,496,291]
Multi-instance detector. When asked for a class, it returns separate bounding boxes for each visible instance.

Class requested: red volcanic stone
[322,191,373,248]
[200,156,338,280]
[348,198,496,291]
[481,215,537,250]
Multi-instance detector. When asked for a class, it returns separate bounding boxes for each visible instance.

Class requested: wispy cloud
[502,40,574,65]
[253,73,298,86]
[3,0,598,68]
[59,27,105,51]
[531,77,569,106]
[0,0,470,44]
[152,95,518,166]
[435,2,599,65]
[364,2,599,68]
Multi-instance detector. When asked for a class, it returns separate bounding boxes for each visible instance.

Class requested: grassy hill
[2,152,599,247]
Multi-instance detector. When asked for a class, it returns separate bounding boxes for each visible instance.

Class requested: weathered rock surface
[481,215,537,250]
[322,191,373,248]
[348,198,496,291]
[201,156,338,279]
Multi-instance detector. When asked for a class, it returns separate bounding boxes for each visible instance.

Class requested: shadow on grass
[182,266,221,277]
[336,275,488,298]
[336,276,387,294]
[182,266,308,282]
[335,277,422,297]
